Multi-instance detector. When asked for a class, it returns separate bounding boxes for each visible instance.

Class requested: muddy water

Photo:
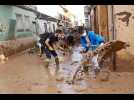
[54,46,88,93]
[0,46,134,94]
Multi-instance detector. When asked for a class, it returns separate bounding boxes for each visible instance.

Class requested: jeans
[44,47,58,59]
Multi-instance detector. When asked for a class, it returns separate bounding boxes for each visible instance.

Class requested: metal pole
[111,5,116,71]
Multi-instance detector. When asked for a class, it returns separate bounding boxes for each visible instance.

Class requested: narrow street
[0,5,134,94]
[0,46,134,94]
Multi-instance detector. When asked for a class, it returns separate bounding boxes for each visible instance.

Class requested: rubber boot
[55,57,64,81]
[55,57,59,75]
[39,48,42,57]
[44,59,51,79]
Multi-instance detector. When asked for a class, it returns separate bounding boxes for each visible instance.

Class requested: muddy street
[0,46,134,94]
[0,5,134,94]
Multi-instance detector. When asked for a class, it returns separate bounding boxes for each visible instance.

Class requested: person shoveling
[71,40,130,84]
[39,29,65,81]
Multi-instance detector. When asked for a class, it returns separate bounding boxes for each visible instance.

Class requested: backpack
[39,32,50,40]
[39,32,50,46]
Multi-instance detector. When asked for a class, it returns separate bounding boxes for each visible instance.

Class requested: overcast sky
[37,5,85,23]
[65,5,85,22]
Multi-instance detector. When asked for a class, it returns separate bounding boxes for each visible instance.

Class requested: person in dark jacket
[43,30,64,80]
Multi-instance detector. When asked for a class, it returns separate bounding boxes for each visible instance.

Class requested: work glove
[49,47,54,51]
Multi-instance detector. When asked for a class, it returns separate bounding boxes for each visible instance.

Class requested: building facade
[95,5,134,55]
[57,5,76,29]
[0,5,58,56]
[0,5,37,41]
[36,12,58,34]
[85,5,134,71]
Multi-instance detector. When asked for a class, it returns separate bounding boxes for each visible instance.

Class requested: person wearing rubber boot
[44,29,64,81]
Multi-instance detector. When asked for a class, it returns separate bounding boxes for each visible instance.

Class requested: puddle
[57,82,76,94]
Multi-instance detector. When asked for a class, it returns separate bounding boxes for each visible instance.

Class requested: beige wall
[107,5,113,41]
[114,5,134,55]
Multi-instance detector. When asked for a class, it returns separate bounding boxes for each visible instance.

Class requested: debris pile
[0,39,35,57]
[72,40,130,83]
[93,40,128,57]
[86,40,130,67]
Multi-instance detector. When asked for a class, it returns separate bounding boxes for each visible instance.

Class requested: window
[48,23,51,33]
[44,23,48,32]
[53,24,55,32]
[16,14,24,32]
[24,15,31,32]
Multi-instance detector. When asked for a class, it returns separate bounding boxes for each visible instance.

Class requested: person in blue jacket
[95,33,105,46]
[88,31,105,50]
[88,31,96,45]
[87,31,105,77]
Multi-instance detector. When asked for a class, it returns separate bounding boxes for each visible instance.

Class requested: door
[99,6,109,41]
[8,19,16,40]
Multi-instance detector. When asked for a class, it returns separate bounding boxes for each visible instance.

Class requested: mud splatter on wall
[116,12,132,26]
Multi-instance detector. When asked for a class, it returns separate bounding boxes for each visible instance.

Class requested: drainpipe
[111,5,116,40]
[111,5,116,71]
[35,17,38,35]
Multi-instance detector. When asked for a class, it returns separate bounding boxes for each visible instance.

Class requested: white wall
[114,5,134,55]
[37,19,57,34]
